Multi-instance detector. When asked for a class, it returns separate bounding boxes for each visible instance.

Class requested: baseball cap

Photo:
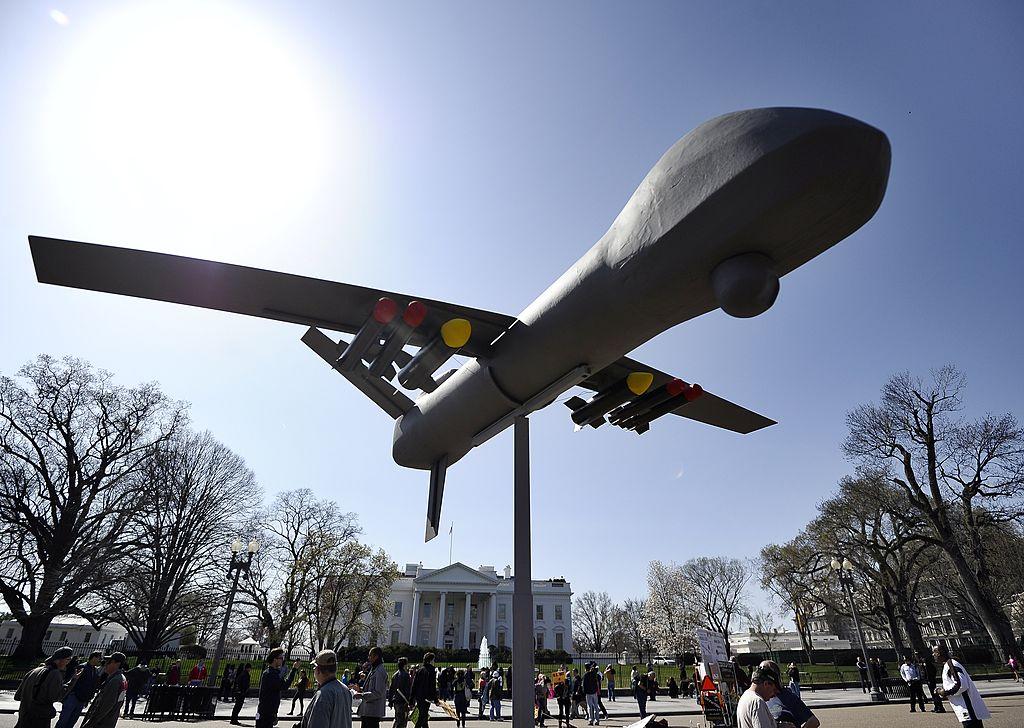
[103,652,127,665]
[50,647,74,661]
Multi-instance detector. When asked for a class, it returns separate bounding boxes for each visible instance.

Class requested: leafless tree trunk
[572,591,616,652]
[680,556,750,656]
[844,366,1024,663]
[98,430,261,660]
[0,355,184,658]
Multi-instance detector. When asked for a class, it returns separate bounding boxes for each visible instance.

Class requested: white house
[1,617,126,652]
[381,562,573,653]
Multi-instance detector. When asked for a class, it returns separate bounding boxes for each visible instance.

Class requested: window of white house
[536,604,544,620]
[391,630,400,645]
[83,633,91,643]
[497,631,506,647]
[497,604,507,620]
[555,633,564,650]
[554,605,563,621]
[60,631,67,641]
[423,602,432,618]
[393,601,403,617]
[45,631,52,641]
[535,632,544,650]
[5,627,13,638]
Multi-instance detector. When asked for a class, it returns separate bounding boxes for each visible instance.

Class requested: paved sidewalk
[1,679,1021,720]
[1,695,1024,728]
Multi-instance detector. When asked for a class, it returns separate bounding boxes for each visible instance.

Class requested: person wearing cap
[735,665,795,728]
[15,647,74,728]
[54,650,103,728]
[354,647,388,728]
[758,661,818,728]
[80,653,127,728]
[256,648,300,728]
[301,650,351,728]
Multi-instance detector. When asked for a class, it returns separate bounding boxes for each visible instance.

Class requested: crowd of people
[14,643,999,728]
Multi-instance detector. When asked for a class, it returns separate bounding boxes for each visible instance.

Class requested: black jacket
[411,664,437,703]
[389,669,412,706]
[235,669,252,696]
[257,666,295,716]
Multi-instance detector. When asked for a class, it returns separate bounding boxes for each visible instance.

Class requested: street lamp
[209,539,259,686]
[830,557,886,703]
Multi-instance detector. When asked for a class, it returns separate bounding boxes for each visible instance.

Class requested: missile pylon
[368,301,427,379]
[398,318,472,392]
[568,372,654,428]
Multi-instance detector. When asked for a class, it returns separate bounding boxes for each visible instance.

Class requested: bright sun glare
[38,1,333,253]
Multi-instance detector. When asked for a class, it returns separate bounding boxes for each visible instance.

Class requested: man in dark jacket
[123,663,150,717]
[256,649,299,728]
[230,664,252,725]
[409,653,438,728]
[15,647,74,728]
[55,651,102,728]
[387,658,412,728]
[81,653,127,728]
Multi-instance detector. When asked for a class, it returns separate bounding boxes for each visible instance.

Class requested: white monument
[478,636,491,670]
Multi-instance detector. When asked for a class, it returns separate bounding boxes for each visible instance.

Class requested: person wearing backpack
[15,647,74,728]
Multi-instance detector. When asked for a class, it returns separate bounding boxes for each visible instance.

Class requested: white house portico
[382,562,572,653]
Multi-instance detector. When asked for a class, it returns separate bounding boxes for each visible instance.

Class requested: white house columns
[435,591,447,649]
[382,562,572,652]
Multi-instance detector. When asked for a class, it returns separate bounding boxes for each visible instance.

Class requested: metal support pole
[209,559,243,687]
[845,581,886,703]
[512,416,534,728]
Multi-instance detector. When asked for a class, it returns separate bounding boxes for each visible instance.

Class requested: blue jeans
[490,698,502,720]
[585,694,600,724]
[606,683,614,701]
[55,694,86,728]
[635,692,647,718]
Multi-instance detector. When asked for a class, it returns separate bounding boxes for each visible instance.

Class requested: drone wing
[29,236,514,359]
[575,356,776,434]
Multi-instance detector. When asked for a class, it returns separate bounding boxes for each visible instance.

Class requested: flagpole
[449,523,453,565]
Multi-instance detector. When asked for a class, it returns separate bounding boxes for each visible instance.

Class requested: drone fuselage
[392,107,890,470]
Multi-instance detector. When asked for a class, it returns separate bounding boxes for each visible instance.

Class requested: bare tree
[744,609,782,661]
[304,539,398,652]
[0,355,185,658]
[98,430,262,660]
[572,591,617,652]
[680,556,750,656]
[759,543,817,663]
[844,366,1024,662]
[617,599,654,663]
[235,489,362,649]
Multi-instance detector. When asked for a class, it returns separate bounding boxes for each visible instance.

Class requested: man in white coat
[933,644,990,728]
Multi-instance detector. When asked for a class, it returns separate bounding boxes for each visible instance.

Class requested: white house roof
[413,562,499,587]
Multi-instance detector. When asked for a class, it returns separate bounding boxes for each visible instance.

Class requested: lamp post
[830,557,886,703]
[209,539,259,686]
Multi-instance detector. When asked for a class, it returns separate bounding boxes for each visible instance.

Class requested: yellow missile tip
[441,318,472,348]
[627,372,654,396]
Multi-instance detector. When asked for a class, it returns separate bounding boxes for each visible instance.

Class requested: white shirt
[899,663,920,682]
[735,689,775,728]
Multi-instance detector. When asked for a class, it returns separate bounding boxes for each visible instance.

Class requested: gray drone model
[30,107,891,541]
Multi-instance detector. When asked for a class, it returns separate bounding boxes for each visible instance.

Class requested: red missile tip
[684,383,704,401]
[666,379,687,397]
[403,300,428,327]
[373,297,398,324]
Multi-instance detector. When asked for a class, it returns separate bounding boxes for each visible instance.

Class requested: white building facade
[728,629,851,654]
[384,562,573,653]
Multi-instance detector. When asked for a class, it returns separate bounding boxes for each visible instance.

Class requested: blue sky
[2,1,1023,624]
